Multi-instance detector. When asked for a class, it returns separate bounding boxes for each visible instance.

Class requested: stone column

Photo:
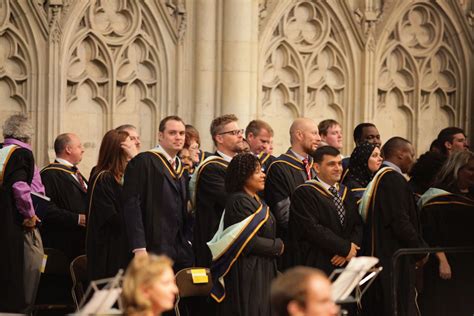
[220,0,259,125]
[193,0,218,151]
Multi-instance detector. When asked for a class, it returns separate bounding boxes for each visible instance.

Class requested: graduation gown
[122,151,194,270]
[286,180,363,275]
[216,193,282,316]
[264,149,316,237]
[40,162,88,260]
[419,192,474,315]
[360,167,426,316]
[343,178,367,202]
[0,145,34,312]
[257,152,276,173]
[86,171,131,281]
[193,154,229,267]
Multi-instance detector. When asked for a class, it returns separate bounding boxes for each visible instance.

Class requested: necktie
[302,158,312,180]
[329,186,345,225]
[170,159,176,171]
[74,168,87,192]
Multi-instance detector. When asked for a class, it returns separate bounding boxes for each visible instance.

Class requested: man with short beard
[192,114,245,268]
[264,118,321,240]
[122,116,194,271]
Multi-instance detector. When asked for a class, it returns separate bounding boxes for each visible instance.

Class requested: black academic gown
[0,145,34,312]
[286,181,363,275]
[86,171,131,281]
[419,193,474,316]
[361,167,426,316]
[264,149,316,238]
[257,152,276,173]
[343,178,367,202]
[193,154,229,267]
[40,162,88,260]
[122,151,194,271]
[217,193,282,316]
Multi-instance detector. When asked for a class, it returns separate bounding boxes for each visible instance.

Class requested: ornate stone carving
[261,1,350,149]
[376,2,465,151]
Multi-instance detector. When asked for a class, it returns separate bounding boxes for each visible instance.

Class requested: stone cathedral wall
[0,0,472,175]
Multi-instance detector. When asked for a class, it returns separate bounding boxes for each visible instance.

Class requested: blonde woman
[122,255,178,315]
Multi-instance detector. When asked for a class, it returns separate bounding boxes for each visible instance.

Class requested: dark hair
[353,123,376,143]
[94,129,130,181]
[408,151,446,192]
[429,138,443,153]
[318,119,340,136]
[210,114,238,145]
[310,146,341,164]
[225,153,260,193]
[245,120,274,138]
[54,133,72,155]
[437,127,466,155]
[381,137,411,160]
[271,266,327,316]
[159,116,185,133]
[115,124,137,132]
[185,124,201,148]
[346,142,378,187]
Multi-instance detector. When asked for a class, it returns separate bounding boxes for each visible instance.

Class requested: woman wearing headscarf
[343,142,383,201]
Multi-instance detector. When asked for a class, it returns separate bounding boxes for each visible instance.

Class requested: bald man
[264,118,321,241]
[360,137,426,316]
[40,133,88,260]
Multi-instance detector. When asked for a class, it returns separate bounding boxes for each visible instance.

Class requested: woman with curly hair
[419,150,474,315]
[343,142,383,200]
[121,254,178,315]
[208,153,284,316]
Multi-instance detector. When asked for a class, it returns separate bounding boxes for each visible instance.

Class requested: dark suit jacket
[40,161,88,260]
[286,181,362,275]
[122,151,194,271]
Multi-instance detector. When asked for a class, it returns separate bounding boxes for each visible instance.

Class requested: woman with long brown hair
[86,129,138,281]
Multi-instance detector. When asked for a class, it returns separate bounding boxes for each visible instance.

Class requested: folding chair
[174,267,213,316]
[32,248,75,314]
[70,255,88,310]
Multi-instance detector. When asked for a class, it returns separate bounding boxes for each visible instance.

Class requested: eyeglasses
[218,129,244,136]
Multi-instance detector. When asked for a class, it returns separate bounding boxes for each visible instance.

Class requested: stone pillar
[193,0,218,151]
[220,0,259,125]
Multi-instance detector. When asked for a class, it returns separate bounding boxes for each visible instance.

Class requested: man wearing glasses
[193,114,246,268]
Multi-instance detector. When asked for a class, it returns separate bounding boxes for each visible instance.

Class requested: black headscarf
[347,142,378,187]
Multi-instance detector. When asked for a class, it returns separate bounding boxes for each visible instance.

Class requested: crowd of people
[0,113,472,316]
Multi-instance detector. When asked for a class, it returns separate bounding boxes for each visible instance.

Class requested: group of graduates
[0,112,473,316]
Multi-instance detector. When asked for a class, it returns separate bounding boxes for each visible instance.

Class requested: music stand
[329,266,382,305]
[76,270,124,315]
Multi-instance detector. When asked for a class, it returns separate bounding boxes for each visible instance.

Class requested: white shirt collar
[383,160,402,174]
[316,177,338,191]
[56,158,75,167]
[290,149,308,162]
[155,145,177,164]
[217,150,233,162]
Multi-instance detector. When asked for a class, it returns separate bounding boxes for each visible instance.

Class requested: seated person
[271,266,339,316]
[121,255,178,316]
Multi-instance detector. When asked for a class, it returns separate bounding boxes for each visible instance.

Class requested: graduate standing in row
[86,129,137,281]
[419,150,474,315]
[122,116,194,271]
[286,146,362,275]
[209,153,283,316]
[264,118,321,240]
[359,137,426,316]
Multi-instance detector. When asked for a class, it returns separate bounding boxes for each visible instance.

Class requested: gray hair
[2,114,33,142]
[433,150,474,191]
